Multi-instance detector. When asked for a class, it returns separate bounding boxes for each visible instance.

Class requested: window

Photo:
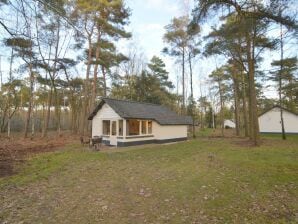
[141,120,147,134]
[127,119,140,135]
[118,120,123,136]
[102,120,110,135]
[112,121,117,136]
[148,121,152,134]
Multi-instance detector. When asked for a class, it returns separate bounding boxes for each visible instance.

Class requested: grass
[1,134,298,223]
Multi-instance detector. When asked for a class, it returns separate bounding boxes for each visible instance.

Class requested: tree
[148,56,173,90]
[269,57,298,139]
[0,80,23,134]
[194,0,297,145]
[111,56,178,109]
[209,67,230,136]
[187,24,200,138]
[34,2,73,137]
[5,37,36,138]
[72,0,131,135]
[163,16,189,112]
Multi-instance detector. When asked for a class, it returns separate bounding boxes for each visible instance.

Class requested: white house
[224,120,236,128]
[88,98,192,147]
[258,106,298,134]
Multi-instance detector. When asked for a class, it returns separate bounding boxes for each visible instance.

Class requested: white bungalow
[224,119,236,128]
[258,105,298,134]
[88,98,192,147]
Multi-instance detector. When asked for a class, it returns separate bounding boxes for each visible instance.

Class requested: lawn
[0,134,298,223]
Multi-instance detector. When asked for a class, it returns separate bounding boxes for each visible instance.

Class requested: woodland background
[0,0,297,146]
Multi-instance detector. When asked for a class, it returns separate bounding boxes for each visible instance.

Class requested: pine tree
[270,57,298,111]
[163,16,189,112]
[193,0,297,145]
[148,56,173,90]
[72,0,131,135]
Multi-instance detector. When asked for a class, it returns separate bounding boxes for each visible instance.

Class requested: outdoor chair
[90,136,102,151]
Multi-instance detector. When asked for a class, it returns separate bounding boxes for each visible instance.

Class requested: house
[258,105,298,134]
[88,98,192,147]
[224,119,236,128]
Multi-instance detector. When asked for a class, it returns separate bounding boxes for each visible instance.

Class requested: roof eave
[259,105,298,117]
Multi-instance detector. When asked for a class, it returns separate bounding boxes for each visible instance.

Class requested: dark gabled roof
[259,105,298,117]
[88,98,193,125]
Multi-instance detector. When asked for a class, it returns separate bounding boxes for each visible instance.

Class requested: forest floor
[0,130,297,223]
[0,131,82,177]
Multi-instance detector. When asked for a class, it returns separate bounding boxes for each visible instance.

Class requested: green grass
[261,133,298,141]
[195,128,214,137]
[1,137,298,224]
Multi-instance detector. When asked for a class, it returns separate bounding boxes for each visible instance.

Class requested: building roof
[88,98,193,125]
[259,105,298,117]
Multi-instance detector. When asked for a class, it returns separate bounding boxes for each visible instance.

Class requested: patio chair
[90,136,102,151]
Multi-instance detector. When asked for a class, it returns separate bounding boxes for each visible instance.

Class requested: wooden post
[123,119,127,139]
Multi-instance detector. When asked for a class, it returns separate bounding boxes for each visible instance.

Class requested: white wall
[91,104,188,143]
[259,107,298,133]
[117,121,188,143]
[224,120,236,128]
[92,104,121,137]
[153,121,188,140]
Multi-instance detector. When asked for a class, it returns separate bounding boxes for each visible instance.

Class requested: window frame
[141,120,147,134]
[126,119,153,136]
[148,121,152,134]
[118,120,123,136]
[102,120,111,136]
[111,121,117,136]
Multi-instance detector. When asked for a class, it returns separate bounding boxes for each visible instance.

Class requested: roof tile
[88,98,193,125]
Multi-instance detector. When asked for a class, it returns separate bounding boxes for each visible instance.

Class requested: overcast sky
[120,0,219,100]
[120,0,298,101]
[0,0,297,102]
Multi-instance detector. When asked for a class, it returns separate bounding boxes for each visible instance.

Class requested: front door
[110,120,117,146]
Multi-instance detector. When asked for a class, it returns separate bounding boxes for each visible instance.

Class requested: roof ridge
[259,105,298,117]
[102,97,165,107]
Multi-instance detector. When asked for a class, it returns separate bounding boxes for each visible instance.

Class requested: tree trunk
[54,87,61,136]
[24,64,34,138]
[246,34,260,146]
[182,47,185,113]
[200,83,204,129]
[42,19,61,137]
[80,35,92,135]
[7,117,11,138]
[232,72,241,136]
[7,47,14,138]
[42,84,53,137]
[31,101,35,140]
[241,71,249,137]
[92,33,101,110]
[218,81,224,137]
[102,66,107,97]
[188,52,195,138]
[279,23,286,140]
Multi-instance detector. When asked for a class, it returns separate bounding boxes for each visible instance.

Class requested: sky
[119,0,297,101]
[119,0,220,100]
[0,0,297,104]
[96,0,202,95]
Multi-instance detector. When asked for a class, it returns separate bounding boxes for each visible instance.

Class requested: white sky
[0,0,297,103]
[121,0,297,101]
